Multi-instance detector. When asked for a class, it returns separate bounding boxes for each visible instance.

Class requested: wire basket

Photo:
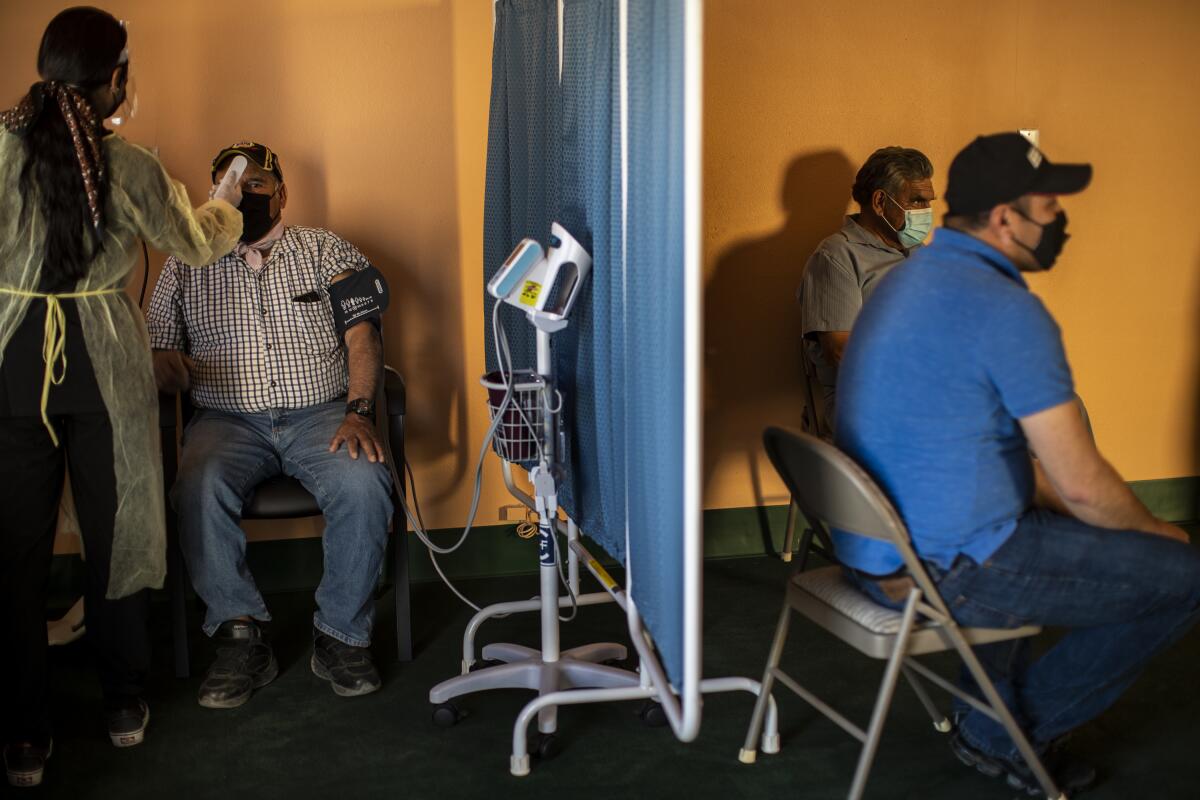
[481,370,551,464]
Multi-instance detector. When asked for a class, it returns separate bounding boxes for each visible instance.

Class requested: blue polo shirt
[833,228,1074,575]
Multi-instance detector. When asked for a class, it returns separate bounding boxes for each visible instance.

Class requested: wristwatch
[345,397,376,422]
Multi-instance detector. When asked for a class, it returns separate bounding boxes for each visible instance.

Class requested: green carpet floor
[13,555,1200,800]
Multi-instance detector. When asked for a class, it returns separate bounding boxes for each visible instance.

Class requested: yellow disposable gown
[0,131,242,598]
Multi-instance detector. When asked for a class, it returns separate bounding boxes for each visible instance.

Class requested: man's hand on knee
[153,350,194,394]
[328,414,386,463]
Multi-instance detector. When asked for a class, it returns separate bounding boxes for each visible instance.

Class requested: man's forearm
[1032,458,1073,517]
[345,323,381,402]
[1021,400,1187,542]
[1060,456,1171,536]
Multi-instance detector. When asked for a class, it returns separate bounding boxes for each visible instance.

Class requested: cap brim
[214,148,265,170]
[211,147,280,182]
[1031,162,1092,196]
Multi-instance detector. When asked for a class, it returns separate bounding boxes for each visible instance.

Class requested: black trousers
[0,412,150,745]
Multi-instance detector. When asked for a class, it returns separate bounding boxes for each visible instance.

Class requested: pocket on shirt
[291,299,341,354]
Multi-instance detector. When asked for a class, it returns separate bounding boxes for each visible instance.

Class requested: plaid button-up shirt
[147,226,373,412]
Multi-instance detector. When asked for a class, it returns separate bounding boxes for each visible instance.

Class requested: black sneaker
[197,620,279,709]
[951,731,1097,796]
[106,697,149,747]
[311,630,381,697]
[4,741,51,788]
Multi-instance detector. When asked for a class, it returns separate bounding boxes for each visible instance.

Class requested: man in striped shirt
[147,142,391,707]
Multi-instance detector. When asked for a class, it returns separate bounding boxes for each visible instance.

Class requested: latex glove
[210,154,247,207]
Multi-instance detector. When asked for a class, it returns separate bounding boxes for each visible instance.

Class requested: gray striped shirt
[797,216,914,416]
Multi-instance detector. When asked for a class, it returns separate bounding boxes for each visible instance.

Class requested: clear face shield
[109,20,138,127]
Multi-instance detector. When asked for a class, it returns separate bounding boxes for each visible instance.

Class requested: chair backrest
[763,426,945,605]
[763,426,904,543]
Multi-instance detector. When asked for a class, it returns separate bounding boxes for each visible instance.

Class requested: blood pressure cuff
[329,266,390,335]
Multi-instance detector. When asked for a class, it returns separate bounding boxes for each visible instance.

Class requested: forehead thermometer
[215,154,248,194]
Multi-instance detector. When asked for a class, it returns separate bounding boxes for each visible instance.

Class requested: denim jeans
[171,400,393,647]
[857,507,1200,761]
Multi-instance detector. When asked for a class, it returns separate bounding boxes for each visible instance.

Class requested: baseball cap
[945,132,1091,216]
[210,140,283,183]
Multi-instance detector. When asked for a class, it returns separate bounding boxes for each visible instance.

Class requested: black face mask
[1012,208,1069,271]
[238,190,278,243]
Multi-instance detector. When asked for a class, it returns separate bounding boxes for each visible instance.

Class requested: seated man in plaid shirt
[147,142,391,707]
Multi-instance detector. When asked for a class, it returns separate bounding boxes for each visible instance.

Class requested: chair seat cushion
[792,566,906,634]
[243,475,321,519]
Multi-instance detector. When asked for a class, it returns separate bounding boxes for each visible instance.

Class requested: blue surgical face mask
[883,192,933,249]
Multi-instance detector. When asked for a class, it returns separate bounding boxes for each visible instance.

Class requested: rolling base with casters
[430,545,643,755]
[508,675,781,777]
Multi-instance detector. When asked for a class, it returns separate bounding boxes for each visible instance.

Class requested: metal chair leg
[167,524,190,679]
[780,499,798,562]
[946,627,1062,800]
[901,663,951,732]
[848,590,921,800]
[388,412,413,663]
[740,599,793,762]
[394,527,413,662]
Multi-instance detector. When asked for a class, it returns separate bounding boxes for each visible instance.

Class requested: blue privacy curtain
[483,0,561,375]
[484,0,626,563]
[555,0,625,562]
[483,0,689,683]
[624,0,687,686]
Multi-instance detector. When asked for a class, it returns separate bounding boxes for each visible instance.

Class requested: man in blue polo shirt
[835,132,1200,795]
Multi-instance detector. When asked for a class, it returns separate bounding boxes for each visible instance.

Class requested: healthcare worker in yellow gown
[0,6,244,788]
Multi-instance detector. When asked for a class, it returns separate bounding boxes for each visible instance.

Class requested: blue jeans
[171,400,393,647]
[857,507,1200,761]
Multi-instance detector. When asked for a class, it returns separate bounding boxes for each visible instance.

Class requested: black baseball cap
[945,132,1091,216]
[210,141,283,183]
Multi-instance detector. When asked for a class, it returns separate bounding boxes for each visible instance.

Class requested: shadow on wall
[704,149,855,545]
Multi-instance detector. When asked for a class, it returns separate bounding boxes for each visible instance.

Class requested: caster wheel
[638,700,667,728]
[531,732,560,760]
[432,702,464,727]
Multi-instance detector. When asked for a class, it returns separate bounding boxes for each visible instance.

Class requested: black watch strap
[346,397,376,420]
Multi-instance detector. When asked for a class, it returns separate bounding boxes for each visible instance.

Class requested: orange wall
[7,0,1200,554]
[0,0,508,550]
[704,0,1200,511]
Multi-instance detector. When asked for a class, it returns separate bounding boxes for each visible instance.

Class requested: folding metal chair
[741,426,1064,800]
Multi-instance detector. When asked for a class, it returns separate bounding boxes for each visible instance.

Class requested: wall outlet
[498,504,528,521]
[1019,129,1040,148]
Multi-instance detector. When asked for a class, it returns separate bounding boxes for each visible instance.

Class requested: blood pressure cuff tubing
[329,266,390,335]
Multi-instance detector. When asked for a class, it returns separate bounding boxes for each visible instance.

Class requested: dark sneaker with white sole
[106,698,149,747]
[198,620,279,709]
[950,731,1098,796]
[4,741,51,788]
[311,630,381,697]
